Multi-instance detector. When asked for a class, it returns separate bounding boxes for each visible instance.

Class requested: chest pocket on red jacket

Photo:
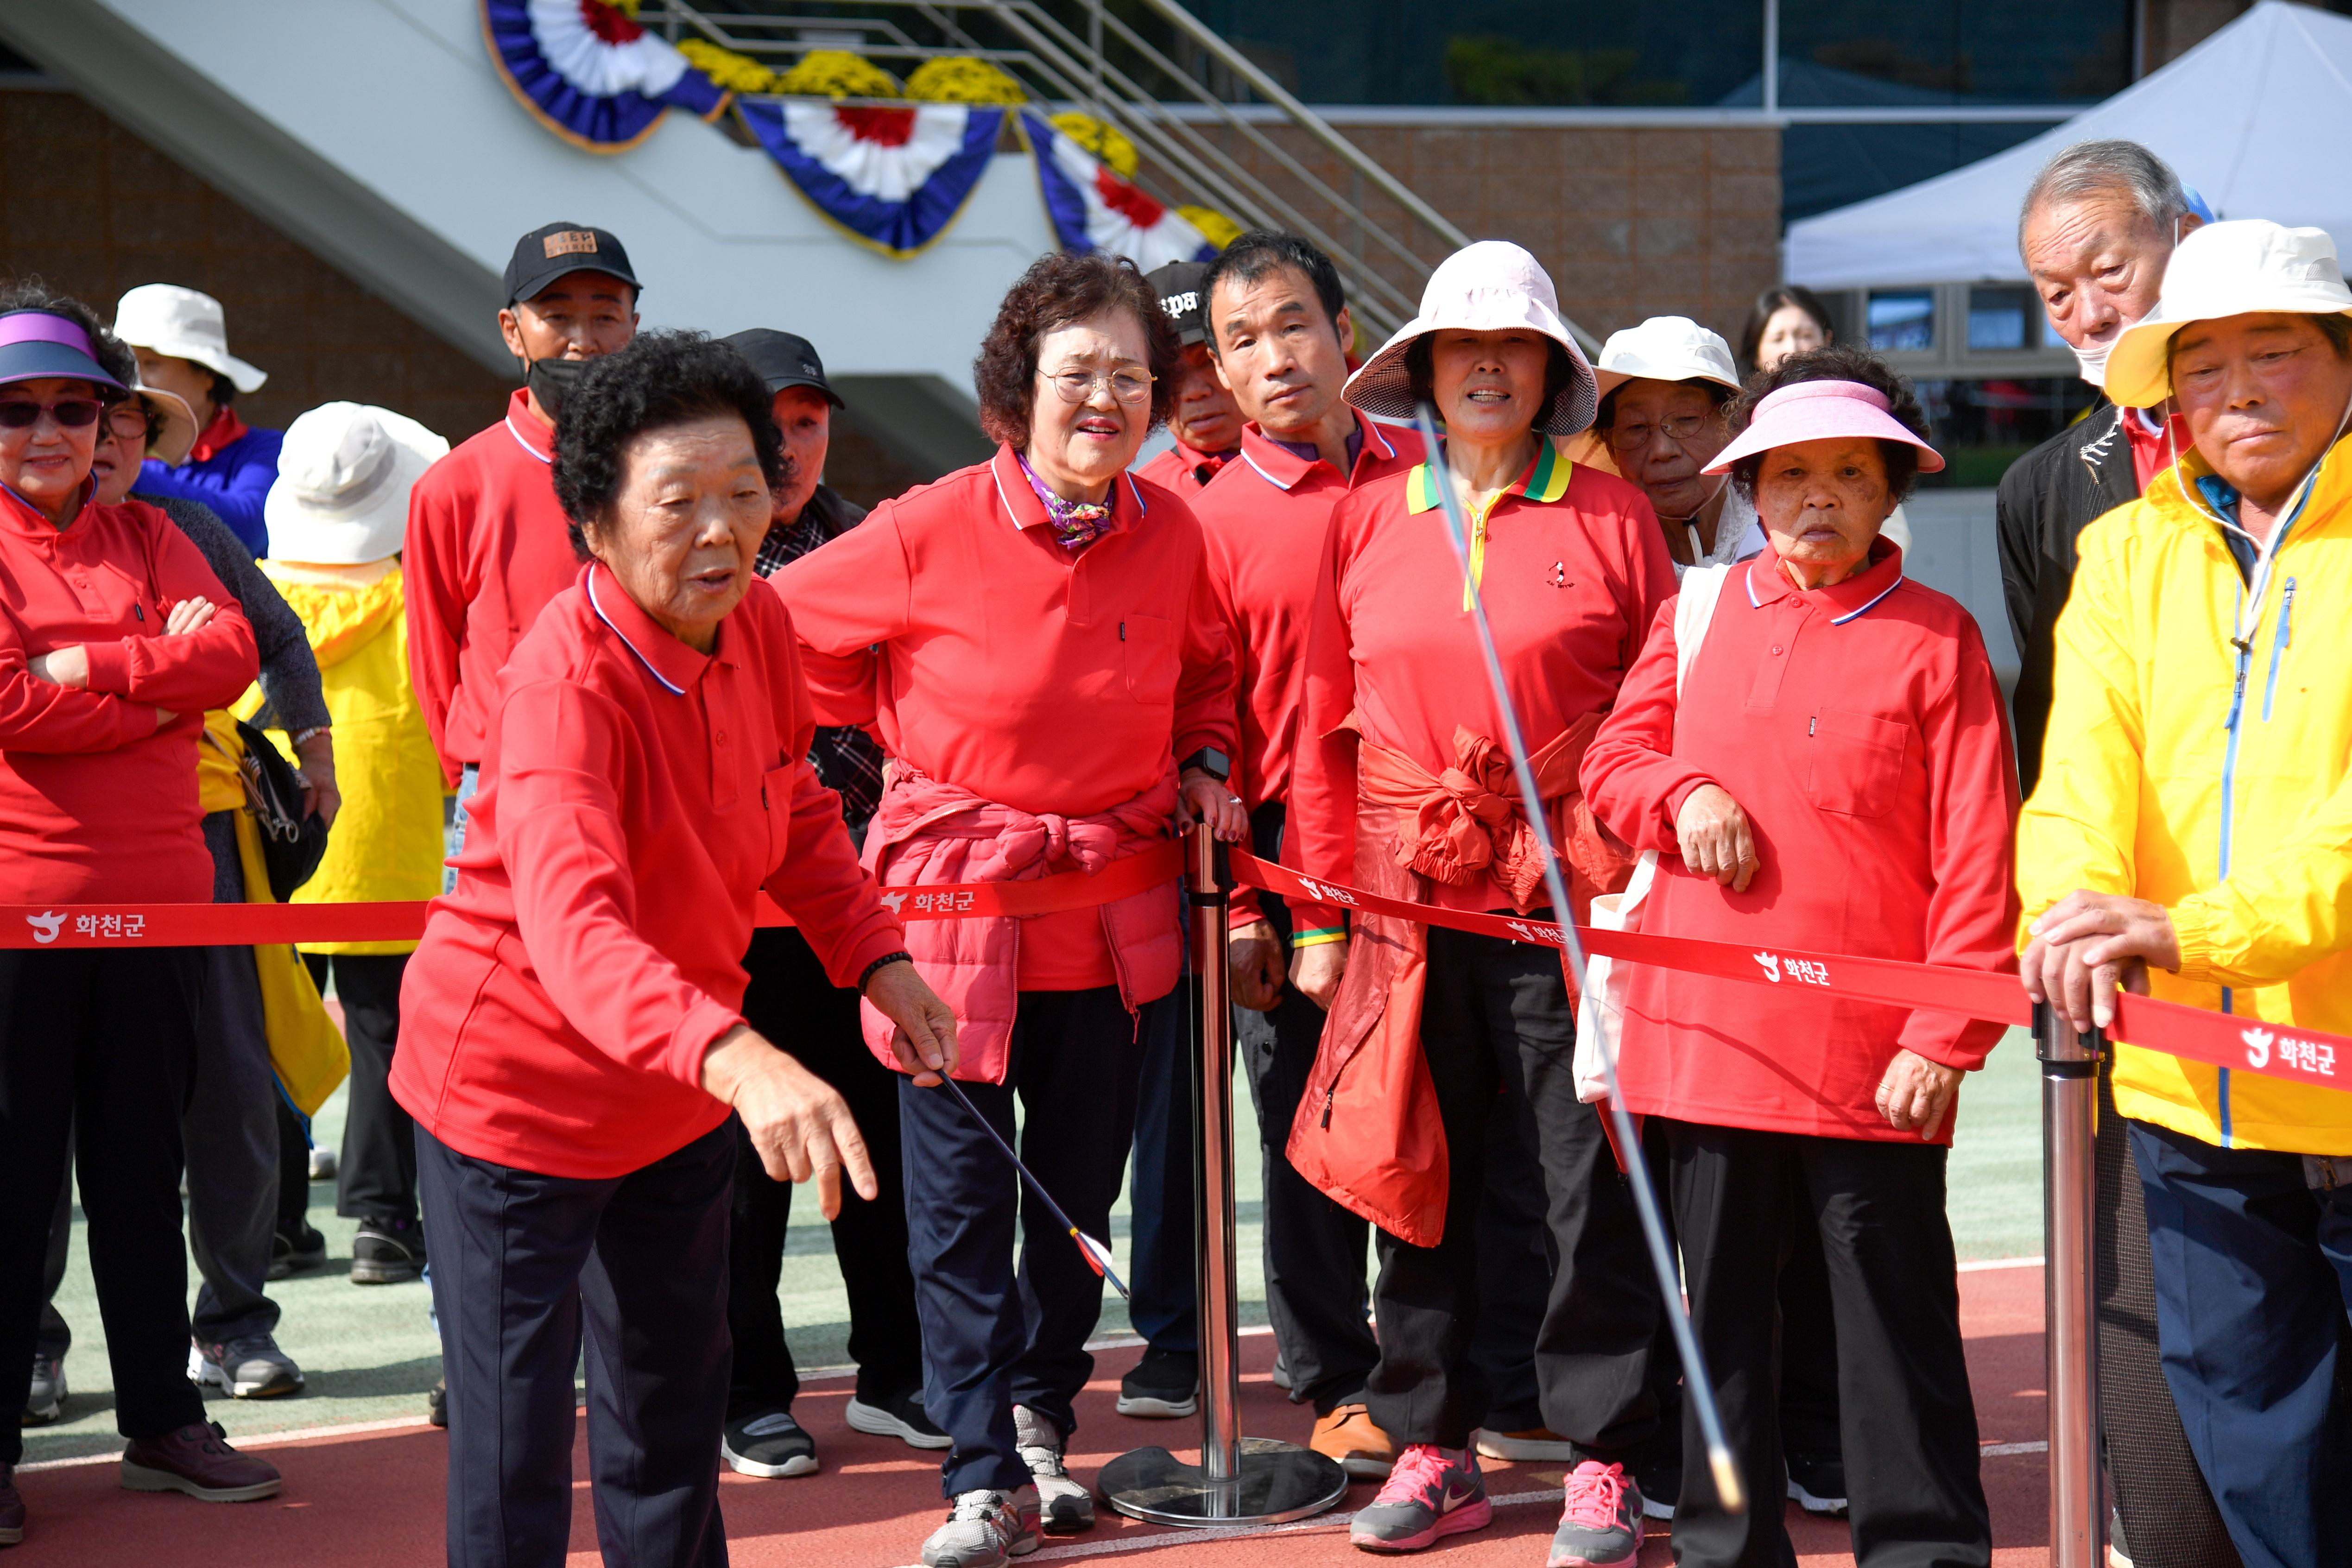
[761,764,798,876]
[1805,708,1908,819]
[1121,613,1176,706]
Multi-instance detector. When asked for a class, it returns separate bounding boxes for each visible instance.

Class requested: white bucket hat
[2104,220,2352,409]
[113,284,268,393]
[264,403,449,564]
[1344,241,1599,436]
[1593,316,1743,400]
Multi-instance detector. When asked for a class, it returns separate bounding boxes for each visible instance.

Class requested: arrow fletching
[1070,1227,1131,1300]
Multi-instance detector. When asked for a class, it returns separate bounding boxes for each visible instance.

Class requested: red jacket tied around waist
[1291,718,1632,1246]
[860,766,1183,1083]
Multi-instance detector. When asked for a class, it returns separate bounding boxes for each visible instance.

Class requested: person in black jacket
[709,329,944,1481]
[1997,139,2242,1568]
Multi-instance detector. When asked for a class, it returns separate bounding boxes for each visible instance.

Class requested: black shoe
[845,1386,950,1450]
[267,1224,327,1281]
[350,1219,426,1285]
[427,1378,447,1429]
[1785,1449,1848,1517]
[723,1409,818,1478]
[1634,1455,1681,1521]
[1116,1347,1198,1419]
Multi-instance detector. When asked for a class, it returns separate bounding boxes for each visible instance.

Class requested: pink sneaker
[1548,1460,1643,1568]
[1349,1443,1491,1553]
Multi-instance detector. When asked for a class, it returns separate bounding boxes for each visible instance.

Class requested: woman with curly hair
[1581,344,2017,1568]
[771,250,1243,1568]
[388,331,956,1568]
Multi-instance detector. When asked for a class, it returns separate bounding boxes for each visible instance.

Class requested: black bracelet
[859,951,913,991]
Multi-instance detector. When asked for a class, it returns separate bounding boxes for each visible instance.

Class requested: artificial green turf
[24,1027,2040,1463]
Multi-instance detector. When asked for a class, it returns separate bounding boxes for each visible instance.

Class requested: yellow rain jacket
[235,560,446,955]
[2017,434,2352,1153]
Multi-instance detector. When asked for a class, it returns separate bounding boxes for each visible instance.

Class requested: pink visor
[1702,379,1943,475]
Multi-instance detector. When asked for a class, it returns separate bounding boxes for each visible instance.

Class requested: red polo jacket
[392,564,905,1179]
[1580,543,2019,1142]
[405,391,582,786]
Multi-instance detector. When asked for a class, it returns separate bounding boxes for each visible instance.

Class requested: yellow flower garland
[904,57,1028,105]
[677,38,776,94]
[1049,111,1138,179]
[1177,204,1241,250]
[776,50,905,100]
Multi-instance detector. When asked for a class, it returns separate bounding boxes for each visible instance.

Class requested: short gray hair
[2018,139,2192,252]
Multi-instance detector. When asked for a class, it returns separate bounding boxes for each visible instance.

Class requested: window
[1967,287,2037,352]
[1867,290,1936,353]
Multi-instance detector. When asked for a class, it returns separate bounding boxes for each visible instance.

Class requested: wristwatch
[1179,746,1231,783]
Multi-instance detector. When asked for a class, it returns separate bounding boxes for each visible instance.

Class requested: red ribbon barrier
[0,837,2339,1094]
[1226,849,2352,1097]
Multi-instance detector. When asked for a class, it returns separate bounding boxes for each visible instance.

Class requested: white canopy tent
[1785,1,2352,289]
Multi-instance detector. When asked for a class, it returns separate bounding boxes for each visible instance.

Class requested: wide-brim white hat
[2104,220,2352,409]
[1344,241,1599,436]
[113,283,268,393]
[127,377,199,466]
[1593,315,1743,399]
[264,403,449,564]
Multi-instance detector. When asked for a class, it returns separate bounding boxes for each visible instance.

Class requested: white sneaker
[1013,1404,1093,1535]
[188,1334,304,1398]
[307,1146,337,1182]
[921,1485,1041,1568]
[24,1352,64,1424]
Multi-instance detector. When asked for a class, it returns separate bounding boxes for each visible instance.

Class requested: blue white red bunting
[483,0,727,152]
[737,103,1003,258]
[1019,112,1214,272]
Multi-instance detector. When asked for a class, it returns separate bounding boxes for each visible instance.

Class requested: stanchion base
[1099,1438,1349,1527]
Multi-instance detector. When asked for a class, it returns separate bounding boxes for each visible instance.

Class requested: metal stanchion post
[1099,822,1349,1526]
[2037,1002,2103,1568]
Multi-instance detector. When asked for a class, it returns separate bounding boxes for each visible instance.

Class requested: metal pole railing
[1190,820,1242,1489]
[2037,1002,2102,1568]
[1100,821,1347,1527]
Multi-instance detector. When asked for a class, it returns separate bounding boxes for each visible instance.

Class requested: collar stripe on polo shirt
[991,460,1148,531]
[1404,442,1572,606]
[1742,556,1905,622]
[505,413,552,465]
[586,564,685,695]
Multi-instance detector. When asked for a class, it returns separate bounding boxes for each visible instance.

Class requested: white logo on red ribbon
[1753,950,1781,983]
[25,911,62,944]
[878,891,908,915]
[2244,1025,2337,1077]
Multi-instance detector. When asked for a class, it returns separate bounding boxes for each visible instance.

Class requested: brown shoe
[120,1422,281,1502]
[0,1462,23,1545]
[1310,1402,1396,1481]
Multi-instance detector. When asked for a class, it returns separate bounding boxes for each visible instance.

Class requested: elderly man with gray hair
[1997,139,2235,1568]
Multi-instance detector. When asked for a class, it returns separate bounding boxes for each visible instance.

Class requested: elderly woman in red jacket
[0,288,268,1542]
[771,250,1242,1568]
[389,332,953,1568]
[1581,345,2017,1568]
[1282,240,1676,1564]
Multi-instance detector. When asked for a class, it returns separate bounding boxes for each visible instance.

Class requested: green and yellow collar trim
[1404,439,1571,514]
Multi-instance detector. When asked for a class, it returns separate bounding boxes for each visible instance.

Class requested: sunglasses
[0,398,105,430]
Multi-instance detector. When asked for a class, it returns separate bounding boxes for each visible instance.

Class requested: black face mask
[524,355,591,420]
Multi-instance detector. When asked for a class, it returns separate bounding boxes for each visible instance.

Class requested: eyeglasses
[104,406,158,443]
[0,398,104,430]
[1606,413,1715,454]
[1043,367,1154,405]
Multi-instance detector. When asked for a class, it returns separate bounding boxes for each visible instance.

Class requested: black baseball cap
[1147,260,1211,347]
[722,329,843,408]
[503,222,642,307]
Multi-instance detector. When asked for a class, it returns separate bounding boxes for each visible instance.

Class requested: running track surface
[9,1262,2052,1566]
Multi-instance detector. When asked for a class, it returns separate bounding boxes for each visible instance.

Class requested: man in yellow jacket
[247,402,450,1288]
[2017,219,2352,1568]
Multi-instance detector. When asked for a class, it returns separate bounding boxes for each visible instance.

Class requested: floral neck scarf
[1018,455,1113,551]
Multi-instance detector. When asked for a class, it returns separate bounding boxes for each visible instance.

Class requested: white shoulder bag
[1573,563,1730,1103]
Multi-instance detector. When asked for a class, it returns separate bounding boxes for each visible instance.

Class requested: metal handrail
[637,0,1547,343]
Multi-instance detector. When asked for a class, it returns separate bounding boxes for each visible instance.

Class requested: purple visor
[0,310,126,394]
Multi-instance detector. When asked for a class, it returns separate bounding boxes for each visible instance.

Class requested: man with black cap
[405,221,640,845]
[1136,261,1242,496]
[708,328,945,1478]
